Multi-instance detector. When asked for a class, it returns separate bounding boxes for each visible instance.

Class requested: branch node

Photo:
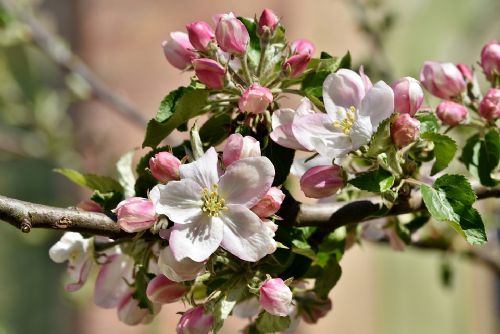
[55,217,71,229]
[20,218,32,233]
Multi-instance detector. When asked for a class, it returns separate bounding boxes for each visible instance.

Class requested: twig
[0,0,147,127]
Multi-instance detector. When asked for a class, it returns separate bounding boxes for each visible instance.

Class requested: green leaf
[212,284,246,333]
[478,128,500,186]
[420,175,486,245]
[460,134,481,179]
[314,257,342,299]
[238,17,260,69]
[55,168,123,193]
[116,150,136,198]
[90,190,123,212]
[415,112,439,133]
[302,53,342,101]
[348,168,394,193]
[338,51,351,69]
[263,140,295,186]
[142,88,209,148]
[421,132,457,175]
[367,118,392,157]
[255,312,291,333]
[199,113,232,147]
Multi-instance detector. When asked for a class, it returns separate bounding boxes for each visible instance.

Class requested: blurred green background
[0,0,498,333]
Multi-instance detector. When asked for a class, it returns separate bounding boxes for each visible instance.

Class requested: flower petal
[169,215,224,262]
[218,157,275,208]
[94,254,134,308]
[295,97,315,116]
[323,69,365,111]
[350,114,373,150]
[220,204,276,261]
[292,113,340,151]
[150,180,203,225]
[158,247,205,282]
[179,147,220,189]
[359,81,394,131]
[310,135,353,160]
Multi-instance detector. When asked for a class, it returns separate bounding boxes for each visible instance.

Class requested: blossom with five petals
[292,69,394,160]
[150,147,277,262]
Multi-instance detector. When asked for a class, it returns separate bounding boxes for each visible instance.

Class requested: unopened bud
[149,151,181,183]
[176,306,214,334]
[251,187,285,218]
[392,76,424,116]
[300,165,345,198]
[192,58,225,89]
[259,278,293,317]
[291,39,315,56]
[283,53,310,78]
[420,61,466,99]
[146,274,187,304]
[186,21,215,52]
[436,100,468,126]
[479,88,500,121]
[238,84,273,114]
[480,40,500,82]
[391,114,420,148]
[223,134,261,167]
[215,13,249,54]
[162,32,197,70]
[258,8,279,37]
[113,197,157,233]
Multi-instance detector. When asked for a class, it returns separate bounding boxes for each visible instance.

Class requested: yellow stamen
[332,106,356,135]
[201,184,228,217]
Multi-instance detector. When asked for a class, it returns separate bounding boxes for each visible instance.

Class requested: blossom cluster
[48,7,499,334]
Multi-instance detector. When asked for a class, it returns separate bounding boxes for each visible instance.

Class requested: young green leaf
[415,112,439,134]
[314,257,342,299]
[199,112,232,147]
[348,168,394,193]
[55,168,123,193]
[367,118,392,157]
[421,132,457,175]
[255,312,291,333]
[478,128,500,186]
[116,150,136,198]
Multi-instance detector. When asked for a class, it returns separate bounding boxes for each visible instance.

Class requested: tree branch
[0,0,147,127]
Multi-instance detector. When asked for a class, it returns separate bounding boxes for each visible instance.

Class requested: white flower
[158,246,206,282]
[150,147,277,262]
[49,232,93,292]
[94,252,134,308]
[293,69,394,160]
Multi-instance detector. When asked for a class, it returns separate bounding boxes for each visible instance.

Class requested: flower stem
[257,40,268,79]
[240,53,253,85]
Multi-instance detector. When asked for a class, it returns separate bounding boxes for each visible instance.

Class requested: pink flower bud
[436,100,468,126]
[149,151,181,183]
[162,32,197,70]
[76,200,102,212]
[259,278,293,317]
[223,133,261,166]
[420,61,466,99]
[146,274,186,304]
[291,39,316,56]
[215,13,249,54]
[114,197,157,233]
[390,114,420,148]
[283,53,311,78]
[300,165,345,199]
[176,306,214,334]
[192,58,225,89]
[479,88,500,121]
[392,77,423,116]
[258,8,279,36]
[296,292,332,324]
[186,21,215,52]
[251,187,285,218]
[238,84,273,114]
[456,63,473,81]
[480,40,500,81]
[117,291,151,326]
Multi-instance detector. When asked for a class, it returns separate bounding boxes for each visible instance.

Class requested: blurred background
[0,0,498,333]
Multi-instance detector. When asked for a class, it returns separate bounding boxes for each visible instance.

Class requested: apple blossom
[215,12,249,54]
[49,232,93,292]
[94,253,134,308]
[291,39,315,56]
[436,100,468,126]
[192,58,226,89]
[146,274,187,304]
[479,88,500,120]
[259,278,293,317]
[480,40,500,81]
[149,151,181,183]
[300,165,345,199]
[391,114,420,148]
[251,187,285,218]
[293,69,394,160]
[151,148,277,262]
[113,197,157,233]
[258,8,279,36]
[177,306,214,334]
[158,247,206,282]
[162,32,197,70]
[420,61,466,99]
[186,21,215,51]
[222,133,261,166]
[238,84,273,114]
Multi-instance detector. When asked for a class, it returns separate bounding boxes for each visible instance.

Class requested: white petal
[310,135,353,160]
[179,147,220,189]
[220,204,276,261]
[350,114,373,150]
[218,157,275,208]
[323,69,365,112]
[158,247,205,282]
[49,232,86,263]
[292,113,340,151]
[271,108,295,128]
[94,254,134,308]
[359,81,394,131]
[270,123,307,150]
[290,155,333,177]
[150,180,203,225]
[295,97,314,116]
[169,215,224,262]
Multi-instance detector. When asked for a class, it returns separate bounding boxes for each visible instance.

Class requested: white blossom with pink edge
[292,69,394,161]
[150,147,277,262]
[94,253,134,308]
[49,232,93,292]
[158,246,206,282]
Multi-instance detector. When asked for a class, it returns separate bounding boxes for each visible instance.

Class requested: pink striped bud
[251,187,285,218]
[162,32,197,70]
[146,274,186,304]
[479,88,500,121]
[113,197,157,233]
[176,306,214,334]
[480,40,500,82]
[223,134,261,166]
[259,278,293,317]
[186,21,215,52]
[456,63,473,81]
[436,100,468,126]
[291,39,315,56]
[238,84,273,114]
[283,53,310,78]
[391,114,420,148]
[392,77,423,116]
[117,292,150,326]
[149,151,181,183]
[192,58,225,89]
[258,8,279,36]
[300,165,345,199]
[215,13,249,54]
[420,61,466,99]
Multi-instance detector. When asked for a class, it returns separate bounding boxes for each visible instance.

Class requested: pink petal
[179,147,220,189]
[94,254,134,308]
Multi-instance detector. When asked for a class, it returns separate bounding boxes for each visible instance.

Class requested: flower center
[201,184,227,217]
[333,106,356,135]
